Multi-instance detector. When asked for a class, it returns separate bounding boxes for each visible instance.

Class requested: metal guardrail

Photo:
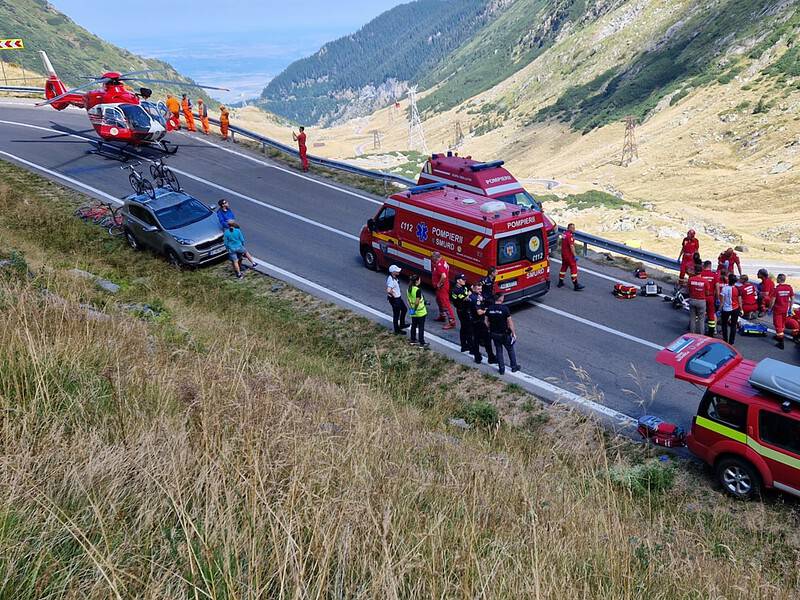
[0,85,44,93]
[564,227,680,271]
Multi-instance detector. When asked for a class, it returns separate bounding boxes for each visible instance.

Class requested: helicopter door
[103,107,127,129]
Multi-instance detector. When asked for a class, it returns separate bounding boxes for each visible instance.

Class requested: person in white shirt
[386,264,408,335]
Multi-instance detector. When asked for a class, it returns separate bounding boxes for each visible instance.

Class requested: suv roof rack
[469,160,504,172]
[749,358,800,405]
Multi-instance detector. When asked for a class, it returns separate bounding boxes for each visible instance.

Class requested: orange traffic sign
[0,39,24,50]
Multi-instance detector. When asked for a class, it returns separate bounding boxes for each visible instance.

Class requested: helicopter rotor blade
[122,77,230,91]
[118,68,166,78]
[35,81,101,107]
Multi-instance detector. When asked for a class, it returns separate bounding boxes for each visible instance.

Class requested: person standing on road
[771,274,795,349]
[197,98,210,135]
[407,274,429,348]
[486,293,520,375]
[687,268,710,334]
[450,273,473,352]
[468,281,496,364]
[165,94,181,129]
[558,223,584,290]
[217,199,236,229]
[292,126,309,172]
[431,251,456,329]
[757,268,775,317]
[678,229,699,287]
[386,264,408,335]
[480,266,497,304]
[699,260,720,336]
[219,105,230,141]
[719,273,742,345]
[181,94,196,132]
[223,220,256,279]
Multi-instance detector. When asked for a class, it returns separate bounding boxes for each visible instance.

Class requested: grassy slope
[1,161,799,597]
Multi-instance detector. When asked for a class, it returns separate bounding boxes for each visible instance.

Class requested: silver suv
[121,188,226,266]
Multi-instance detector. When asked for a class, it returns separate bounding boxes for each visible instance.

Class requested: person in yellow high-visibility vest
[406,274,429,348]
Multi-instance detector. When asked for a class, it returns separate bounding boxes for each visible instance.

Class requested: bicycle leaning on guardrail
[122,162,155,199]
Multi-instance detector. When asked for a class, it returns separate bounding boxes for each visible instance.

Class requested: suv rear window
[759,411,800,455]
[686,343,737,377]
[700,393,748,432]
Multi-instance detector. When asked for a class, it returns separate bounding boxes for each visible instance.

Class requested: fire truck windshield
[120,104,153,131]
[495,191,542,211]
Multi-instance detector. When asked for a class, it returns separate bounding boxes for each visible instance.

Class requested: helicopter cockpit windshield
[120,104,154,131]
[141,101,168,127]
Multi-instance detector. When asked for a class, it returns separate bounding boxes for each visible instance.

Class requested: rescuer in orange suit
[197,98,209,135]
[557,223,584,290]
[677,229,699,287]
[165,94,180,129]
[219,105,230,141]
[181,94,196,132]
[293,126,309,171]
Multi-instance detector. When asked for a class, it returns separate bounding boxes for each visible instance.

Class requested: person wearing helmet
[678,229,699,287]
[219,105,230,141]
[181,94,196,132]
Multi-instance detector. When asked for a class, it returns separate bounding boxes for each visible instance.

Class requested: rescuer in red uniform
[293,126,309,172]
[431,251,456,329]
[557,223,584,291]
[785,306,800,344]
[771,274,795,349]
[757,268,775,317]
[687,268,711,334]
[738,274,759,318]
[678,229,699,287]
[699,260,720,336]
[716,247,742,276]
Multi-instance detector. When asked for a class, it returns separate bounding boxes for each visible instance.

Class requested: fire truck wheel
[716,457,761,500]
[361,246,378,271]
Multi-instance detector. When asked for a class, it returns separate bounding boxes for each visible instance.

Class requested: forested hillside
[258,0,492,125]
[0,0,203,99]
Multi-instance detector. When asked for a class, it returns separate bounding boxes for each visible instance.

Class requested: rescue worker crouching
[468,281,496,364]
[757,268,775,317]
[738,274,759,319]
[486,293,520,375]
[450,273,473,353]
[558,223,584,291]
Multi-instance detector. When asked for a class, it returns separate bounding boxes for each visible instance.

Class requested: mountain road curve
[0,102,795,429]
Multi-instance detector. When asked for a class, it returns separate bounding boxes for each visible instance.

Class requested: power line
[620,115,638,167]
[407,87,428,154]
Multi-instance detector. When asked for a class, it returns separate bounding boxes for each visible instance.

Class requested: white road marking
[0,144,638,427]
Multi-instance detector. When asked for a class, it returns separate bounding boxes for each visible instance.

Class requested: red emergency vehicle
[360,183,550,303]
[657,334,800,500]
[417,153,558,249]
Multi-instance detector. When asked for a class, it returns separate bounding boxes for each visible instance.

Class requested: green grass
[537,190,634,210]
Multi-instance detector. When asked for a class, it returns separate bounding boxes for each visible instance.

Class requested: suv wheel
[716,457,761,500]
[125,228,141,251]
[165,248,183,269]
[361,246,378,271]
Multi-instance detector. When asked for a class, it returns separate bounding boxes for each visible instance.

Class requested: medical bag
[634,268,649,279]
[613,283,638,299]
[640,280,662,297]
[637,415,686,448]
[739,322,768,336]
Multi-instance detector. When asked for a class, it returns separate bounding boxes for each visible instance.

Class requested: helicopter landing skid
[88,140,129,161]
[158,140,179,155]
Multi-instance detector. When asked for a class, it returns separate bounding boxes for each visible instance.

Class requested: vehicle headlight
[173,237,194,246]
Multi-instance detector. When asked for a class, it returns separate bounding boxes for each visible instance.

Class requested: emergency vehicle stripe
[696,416,800,470]
[695,416,747,443]
[494,223,544,239]
[374,243,427,267]
[469,235,483,247]
[485,182,525,196]
[373,232,398,245]
[400,240,486,276]
[496,261,549,282]
[477,237,491,249]
[385,198,493,236]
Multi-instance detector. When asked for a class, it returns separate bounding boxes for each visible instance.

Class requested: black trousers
[720,309,740,345]
[491,333,519,374]
[410,315,426,344]
[472,322,496,362]
[456,309,473,351]
[388,296,407,333]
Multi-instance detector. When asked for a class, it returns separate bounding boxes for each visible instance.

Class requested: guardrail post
[582,241,588,257]
[261,141,266,154]
[231,131,235,143]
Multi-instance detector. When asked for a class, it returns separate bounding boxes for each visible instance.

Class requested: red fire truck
[657,334,800,500]
[417,153,558,249]
[359,183,550,303]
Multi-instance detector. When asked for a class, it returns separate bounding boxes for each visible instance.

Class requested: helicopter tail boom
[39,51,85,110]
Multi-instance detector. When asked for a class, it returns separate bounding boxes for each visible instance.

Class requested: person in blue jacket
[223,220,256,279]
[217,198,236,229]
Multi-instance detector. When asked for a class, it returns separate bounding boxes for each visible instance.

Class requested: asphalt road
[1,101,796,428]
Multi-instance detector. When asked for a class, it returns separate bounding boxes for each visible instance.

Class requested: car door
[754,409,800,497]
[127,204,160,249]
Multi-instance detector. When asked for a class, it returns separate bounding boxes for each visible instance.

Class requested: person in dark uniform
[468,281,496,364]
[480,267,497,304]
[486,293,520,375]
[450,273,472,352]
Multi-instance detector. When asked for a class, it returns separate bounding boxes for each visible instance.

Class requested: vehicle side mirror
[367,218,375,232]
[143,224,159,233]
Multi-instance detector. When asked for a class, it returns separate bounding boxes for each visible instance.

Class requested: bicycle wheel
[149,164,160,179]
[141,179,155,199]
[108,222,125,237]
[129,172,142,194]
[164,169,180,191]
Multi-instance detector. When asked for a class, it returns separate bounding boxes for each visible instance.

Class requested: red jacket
[680,237,699,262]
[773,283,795,313]
[740,282,758,309]
[688,274,711,300]
[561,230,575,259]
[717,251,740,273]
[432,259,451,293]
[760,277,775,301]
[699,269,719,299]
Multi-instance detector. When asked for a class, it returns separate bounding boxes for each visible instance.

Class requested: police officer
[468,281,496,364]
[485,293,520,375]
[480,266,497,304]
[450,273,472,352]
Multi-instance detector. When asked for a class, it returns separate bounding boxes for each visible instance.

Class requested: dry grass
[0,161,799,598]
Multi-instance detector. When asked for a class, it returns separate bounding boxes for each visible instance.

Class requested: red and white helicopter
[36,51,227,156]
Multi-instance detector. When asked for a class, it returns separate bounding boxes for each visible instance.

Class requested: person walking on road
[386,264,408,335]
[771,274,795,349]
[431,251,456,329]
[486,293,520,375]
[293,126,309,172]
[219,105,230,141]
[719,273,742,345]
[223,220,256,279]
[687,268,710,334]
[558,223,584,290]
[450,273,473,352]
[468,281,496,364]
[407,274,429,348]
[181,94,196,132]
[197,98,210,135]
[678,229,699,287]
[217,199,236,229]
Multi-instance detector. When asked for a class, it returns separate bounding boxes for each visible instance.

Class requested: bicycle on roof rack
[122,162,155,199]
[149,158,181,192]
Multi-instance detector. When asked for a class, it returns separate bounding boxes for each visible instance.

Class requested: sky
[49,0,409,102]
